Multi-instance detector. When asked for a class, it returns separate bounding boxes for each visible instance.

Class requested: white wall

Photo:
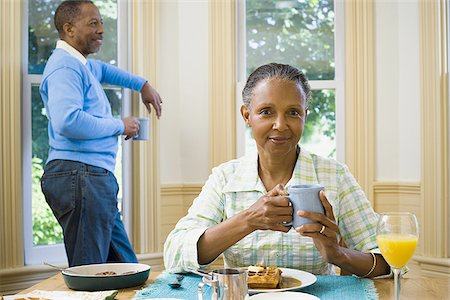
[158,0,209,184]
[375,0,421,182]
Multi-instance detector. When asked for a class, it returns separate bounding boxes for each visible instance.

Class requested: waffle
[247,264,282,289]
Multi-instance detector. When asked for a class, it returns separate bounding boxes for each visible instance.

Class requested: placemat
[301,276,378,300]
[134,272,210,300]
[134,272,378,300]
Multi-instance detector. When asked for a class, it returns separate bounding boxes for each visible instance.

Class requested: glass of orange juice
[376,212,419,300]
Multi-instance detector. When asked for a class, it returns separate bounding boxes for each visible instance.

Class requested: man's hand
[122,116,140,140]
[141,82,162,118]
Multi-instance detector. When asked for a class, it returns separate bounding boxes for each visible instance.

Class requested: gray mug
[132,117,149,141]
[285,184,325,228]
[198,268,248,300]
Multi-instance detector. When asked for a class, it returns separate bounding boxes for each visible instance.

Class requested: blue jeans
[41,160,138,267]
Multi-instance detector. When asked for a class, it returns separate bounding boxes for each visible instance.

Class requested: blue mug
[132,117,150,141]
[284,184,325,228]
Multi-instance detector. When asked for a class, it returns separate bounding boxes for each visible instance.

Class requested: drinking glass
[376,212,419,300]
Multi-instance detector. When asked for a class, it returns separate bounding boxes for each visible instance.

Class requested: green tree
[32,157,63,245]
[246,0,335,150]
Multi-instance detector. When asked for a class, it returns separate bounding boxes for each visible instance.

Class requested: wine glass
[376,212,419,300]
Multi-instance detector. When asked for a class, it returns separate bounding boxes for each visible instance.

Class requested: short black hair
[242,63,311,108]
[54,0,94,36]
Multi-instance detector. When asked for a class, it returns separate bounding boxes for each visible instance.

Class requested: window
[22,0,130,264]
[237,0,344,161]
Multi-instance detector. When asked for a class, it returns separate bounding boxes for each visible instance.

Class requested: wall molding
[130,0,161,254]
[372,182,422,217]
[159,184,202,250]
[0,0,23,269]
[208,0,236,169]
[373,182,421,195]
[373,182,450,277]
[0,267,59,296]
[373,182,424,255]
[161,184,203,196]
[373,182,422,211]
[413,256,450,278]
[161,183,202,211]
[344,1,376,205]
[419,0,449,258]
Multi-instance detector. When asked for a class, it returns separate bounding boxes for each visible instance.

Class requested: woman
[163,63,390,277]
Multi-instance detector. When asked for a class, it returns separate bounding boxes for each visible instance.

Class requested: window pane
[25,0,123,262]
[104,87,123,210]
[246,0,335,80]
[28,1,60,74]
[301,90,336,158]
[31,85,63,245]
[28,0,118,74]
[92,2,118,65]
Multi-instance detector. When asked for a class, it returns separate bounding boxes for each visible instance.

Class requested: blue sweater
[40,48,146,172]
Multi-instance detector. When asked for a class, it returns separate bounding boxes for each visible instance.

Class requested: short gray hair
[54,1,94,36]
[242,63,311,108]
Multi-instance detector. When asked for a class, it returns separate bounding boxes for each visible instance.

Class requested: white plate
[249,291,320,299]
[249,268,317,294]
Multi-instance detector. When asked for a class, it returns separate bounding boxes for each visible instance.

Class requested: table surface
[17,271,450,299]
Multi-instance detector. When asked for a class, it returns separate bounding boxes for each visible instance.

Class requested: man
[39,0,162,267]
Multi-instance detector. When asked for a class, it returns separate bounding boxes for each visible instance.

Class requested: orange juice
[377,233,418,268]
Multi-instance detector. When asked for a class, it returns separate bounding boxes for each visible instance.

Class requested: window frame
[21,0,132,265]
[235,0,345,162]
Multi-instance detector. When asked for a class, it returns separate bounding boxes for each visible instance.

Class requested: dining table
[13,270,450,300]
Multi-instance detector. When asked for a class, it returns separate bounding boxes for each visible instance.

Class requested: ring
[319,225,325,234]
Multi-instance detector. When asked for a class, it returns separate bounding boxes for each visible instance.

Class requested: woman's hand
[198,184,292,265]
[295,191,391,277]
[244,184,293,233]
[295,191,342,263]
